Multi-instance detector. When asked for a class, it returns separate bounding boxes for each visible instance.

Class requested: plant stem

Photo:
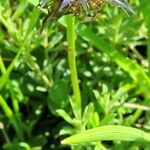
[66,15,81,119]
[0,122,10,143]
[147,17,150,74]
[0,95,24,140]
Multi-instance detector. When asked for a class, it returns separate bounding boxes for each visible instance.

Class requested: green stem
[66,15,81,119]
[0,95,24,140]
[147,16,150,74]
[0,122,10,143]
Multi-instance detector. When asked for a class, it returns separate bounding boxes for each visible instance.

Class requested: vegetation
[0,0,150,149]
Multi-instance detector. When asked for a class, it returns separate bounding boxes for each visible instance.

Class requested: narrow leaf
[61,125,150,144]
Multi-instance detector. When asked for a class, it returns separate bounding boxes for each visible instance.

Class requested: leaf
[82,103,94,126]
[59,126,76,136]
[12,1,29,20]
[91,112,100,127]
[69,97,80,120]
[0,49,22,90]
[0,95,24,140]
[25,8,40,38]
[61,125,150,144]
[3,142,30,150]
[99,114,115,126]
[47,80,69,114]
[56,109,73,124]
[26,0,39,6]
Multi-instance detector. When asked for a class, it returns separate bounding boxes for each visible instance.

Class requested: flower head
[41,0,134,21]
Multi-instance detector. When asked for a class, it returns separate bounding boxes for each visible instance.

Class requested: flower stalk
[66,14,82,119]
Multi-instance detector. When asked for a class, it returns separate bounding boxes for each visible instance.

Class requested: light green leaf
[82,103,94,125]
[26,0,39,6]
[61,125,150,144]
[99,114,115,126]
[59,126,76,136]
[12,1,28,20]
[56,109,73,125]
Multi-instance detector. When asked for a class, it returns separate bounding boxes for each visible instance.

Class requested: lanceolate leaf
[61,125,150,144]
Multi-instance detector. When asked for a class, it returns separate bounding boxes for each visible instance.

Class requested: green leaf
[48,80,69,113]
[99,114,115,126]
[59,126,76,136]
[82,103,94,126]
[25,8,40,38]
[91,112,100,127]
[0,95,24,140]
[3,142,30,150]
[0,49,22,90]
[56,109,73,124]
[12,1,29,20]
[26,0,39,6]
[69,97,81,120]
[58,16,67,27]
[61,125,150,144]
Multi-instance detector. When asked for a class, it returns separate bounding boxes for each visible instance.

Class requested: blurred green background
[0,0,150,149]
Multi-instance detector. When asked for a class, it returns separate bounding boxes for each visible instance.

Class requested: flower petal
[109,0,134,14]
[58,0,72,12]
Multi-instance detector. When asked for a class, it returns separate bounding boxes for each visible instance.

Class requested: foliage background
[0,0,150,149]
